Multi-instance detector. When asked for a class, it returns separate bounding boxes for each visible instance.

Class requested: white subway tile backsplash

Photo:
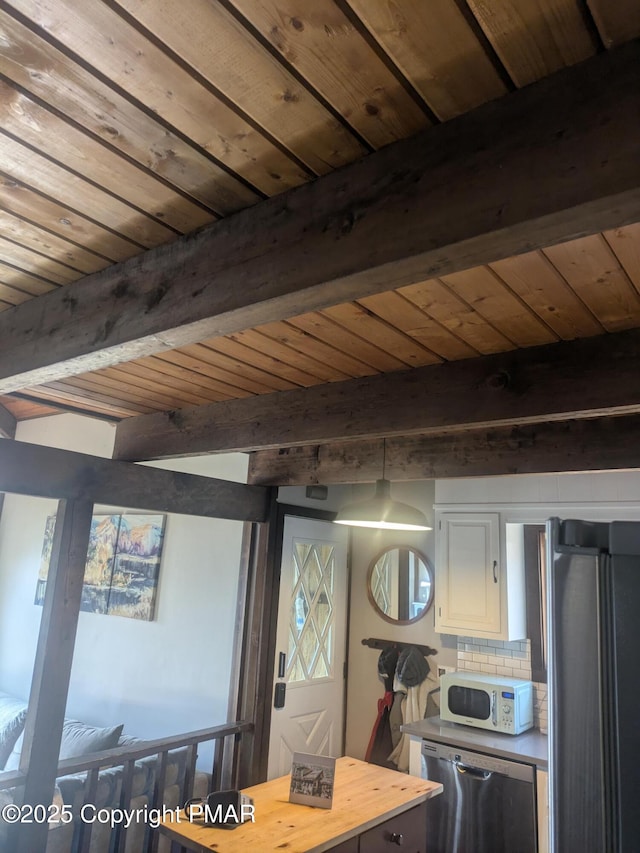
[511,659,532,672]
[456,637,548,730]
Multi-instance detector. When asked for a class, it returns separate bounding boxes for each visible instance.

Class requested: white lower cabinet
[434,511,526,640]
[537,768,549,853]
[408,736,422,777]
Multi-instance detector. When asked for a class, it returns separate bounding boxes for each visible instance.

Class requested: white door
[267,516,349,780]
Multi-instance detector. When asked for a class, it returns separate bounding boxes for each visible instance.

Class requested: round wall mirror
[366,546,434,625]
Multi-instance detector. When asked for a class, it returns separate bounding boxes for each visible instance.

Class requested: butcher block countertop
[159,756,442,853]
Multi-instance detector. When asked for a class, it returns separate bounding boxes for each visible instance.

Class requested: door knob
[389,832,404,845]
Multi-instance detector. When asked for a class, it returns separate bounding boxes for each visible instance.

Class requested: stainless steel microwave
[440,672,534,735]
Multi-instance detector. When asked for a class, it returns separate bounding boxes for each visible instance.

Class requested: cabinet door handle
[389,832,404,845]
[492,560,498,583]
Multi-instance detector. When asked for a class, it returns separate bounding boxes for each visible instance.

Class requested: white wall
[0,415,248,752]
[344,480,457,759]
[435,470,640,515]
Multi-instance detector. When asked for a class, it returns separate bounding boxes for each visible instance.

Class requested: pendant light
[334,440,431,531]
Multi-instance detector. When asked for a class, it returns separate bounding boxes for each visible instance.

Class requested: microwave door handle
[453,760,492,781]
[491,690,497,727]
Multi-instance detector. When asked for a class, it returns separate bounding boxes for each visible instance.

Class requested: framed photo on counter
[289,753,336,809]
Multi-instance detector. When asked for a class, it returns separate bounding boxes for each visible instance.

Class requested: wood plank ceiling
[0,0,639,422]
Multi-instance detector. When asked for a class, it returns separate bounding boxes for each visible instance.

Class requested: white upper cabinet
[435,512,526,640]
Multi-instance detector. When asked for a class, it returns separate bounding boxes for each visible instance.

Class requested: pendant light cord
[382,438,386,481]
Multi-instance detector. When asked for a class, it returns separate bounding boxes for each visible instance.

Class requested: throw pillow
[0,693,27,770]
[59,720,124,760]
[3,730,24,773]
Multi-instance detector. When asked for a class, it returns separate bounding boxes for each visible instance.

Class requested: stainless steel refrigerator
[548,518,640,853]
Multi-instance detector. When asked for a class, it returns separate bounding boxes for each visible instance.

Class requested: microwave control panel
[500,691,515,731]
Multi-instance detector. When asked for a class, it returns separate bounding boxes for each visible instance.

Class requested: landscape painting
[35,513,166,621]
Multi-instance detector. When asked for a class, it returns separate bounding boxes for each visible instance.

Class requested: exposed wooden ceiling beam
[0,401,16,439]
[114,328,640,460]
[1,42,640,392]
[0,439,268,521]
[247,416,640,485]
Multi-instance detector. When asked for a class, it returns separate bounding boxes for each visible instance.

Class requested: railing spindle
[147,749,169,853]
[114,759,135,853]
[212,736,225,791]
[76,766,99,853]
[181,743,198,806]
[0,720,254,853]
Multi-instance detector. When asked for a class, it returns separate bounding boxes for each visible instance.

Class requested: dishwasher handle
[453,759,493,781]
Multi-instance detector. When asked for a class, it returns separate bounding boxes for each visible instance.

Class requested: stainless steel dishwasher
[421,739,537,853]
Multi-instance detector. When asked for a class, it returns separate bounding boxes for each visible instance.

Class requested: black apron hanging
[365,646,399,768]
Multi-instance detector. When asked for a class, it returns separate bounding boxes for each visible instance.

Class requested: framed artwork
[35,513,167,621]
[289,753,336,809]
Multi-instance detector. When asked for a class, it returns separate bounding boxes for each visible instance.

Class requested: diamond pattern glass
[372,551,393,615]
[287,539,336,684]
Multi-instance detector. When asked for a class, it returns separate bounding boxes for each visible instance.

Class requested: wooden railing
[1,719,253,853]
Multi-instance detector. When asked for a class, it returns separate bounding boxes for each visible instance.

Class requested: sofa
[0,691,209,853]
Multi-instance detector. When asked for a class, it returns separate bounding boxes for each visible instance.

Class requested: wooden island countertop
[159,756,442,853]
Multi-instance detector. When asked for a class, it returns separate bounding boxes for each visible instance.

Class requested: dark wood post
[0,403,16,521]
[13,498,93,853]
[230,491,279,787]
[0,402,16,440]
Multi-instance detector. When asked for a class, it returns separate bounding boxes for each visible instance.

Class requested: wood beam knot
[485,370,511,390]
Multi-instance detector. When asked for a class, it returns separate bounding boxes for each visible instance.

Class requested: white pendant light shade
[334,478,431,531]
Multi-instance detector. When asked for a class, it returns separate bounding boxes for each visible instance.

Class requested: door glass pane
[288,626,305,682]
[372,551,394,614]
[287,539,336,684]
[316,585,331,633]
[313,652,329,678]
[293,586,309,634]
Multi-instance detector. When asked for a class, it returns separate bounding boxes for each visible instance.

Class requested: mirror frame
[366,546,435,625]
